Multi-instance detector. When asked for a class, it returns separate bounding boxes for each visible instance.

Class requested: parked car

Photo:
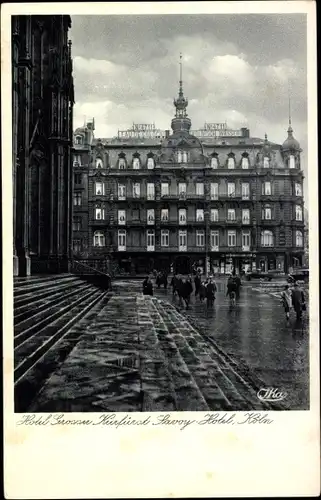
[287,268,309,283]
[245,270,273,281]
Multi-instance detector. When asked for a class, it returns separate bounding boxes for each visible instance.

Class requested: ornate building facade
[12,15,74,276]
[72,66,305,276]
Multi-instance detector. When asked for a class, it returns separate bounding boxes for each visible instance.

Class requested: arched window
[263,156,270,169]
[75,135,83,145]
[241,156,249,169]
[93,231,105,247]
[296,230,303,247]
[289,155,295,169]
[295,205,303,221]
[96,158,103,169]
[147,157,154,170]
[211,156,218,169]
[133,157,140,170]
[261,230,274,247]
[119,158,126,170]
[227,156,235,169]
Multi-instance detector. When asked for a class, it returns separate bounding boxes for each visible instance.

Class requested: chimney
[165,129,170,138]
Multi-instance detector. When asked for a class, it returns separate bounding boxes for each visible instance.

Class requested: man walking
[291,282,306,321]
[194,271,201,297]
[281,284,292,321]
[206,276,217,308]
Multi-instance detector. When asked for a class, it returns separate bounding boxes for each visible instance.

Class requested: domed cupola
[171,53,191,136]
[282,122,300,152]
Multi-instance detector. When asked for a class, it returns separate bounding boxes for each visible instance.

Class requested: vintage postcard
[2,1,320,498]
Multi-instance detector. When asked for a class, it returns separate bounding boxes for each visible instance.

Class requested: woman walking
[281,284,292,321]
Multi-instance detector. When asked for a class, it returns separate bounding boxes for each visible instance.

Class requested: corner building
[72,75,305,276]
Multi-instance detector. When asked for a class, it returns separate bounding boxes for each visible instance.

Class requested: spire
[173,53,188,119]
[288,81,293,135]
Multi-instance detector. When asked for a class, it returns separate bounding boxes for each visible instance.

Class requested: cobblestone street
[29,278,309,412]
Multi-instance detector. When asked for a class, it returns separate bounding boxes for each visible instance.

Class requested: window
[95,207,105,220]
[182,151,188,163]
[210,183,219,200]
[295,183,302,196]
[228,157,235,169]
[161,183,169,196]
[96,158,103,169]
[263,156,270,169]
[147,209,155,225]
[118,229,126,250]
[196,230,205,247]
[211,157,218,169]
[73,239,81,253]
[161,230,169,247]
[262,181,271,195]
[73,216,81,231]
[74,173,82,185]
[196,209,204,222]
[177,150,183,163]
[261,230,273,247]
[147,157,154,170]
[133,182,140,198]
[262,207,272,220]
[179,209,187,225]
[242,209,250,224]
[179,230,187,251]
[118,158,126,170]
[73,193,82,206]
[75,135,82,145]
[242,231,251,250]
[241,157,249,169]
[228,231,236,247]
[161,209,169,221]
[73,155,81,166]
[147,229,155,251]
[295,205,303,221]
[133,157,140,170]
[118,210,126,225]
[132,209,140,220]
[93,231,105,247]
[95,182,104,195]
[147,183,155,200]
[242,182,250,200]
[289,155,295,169]
[296,230,303,247]
[211,209,219,222]
[228,182,235,197]
[227,209,236,221]
[178,183,187,197]
[118,184,126,200]
[196,183,204,196]
[211,230,219,250]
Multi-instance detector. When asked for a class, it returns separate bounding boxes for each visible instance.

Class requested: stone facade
[12,15,74,276]
[72,76,305,275]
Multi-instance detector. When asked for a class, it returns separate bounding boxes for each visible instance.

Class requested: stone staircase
[27,292,285,412]
[14,274,111,412]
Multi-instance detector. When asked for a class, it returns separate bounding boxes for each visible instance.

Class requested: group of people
[281,282,306,321]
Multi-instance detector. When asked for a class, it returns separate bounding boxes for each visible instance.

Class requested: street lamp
[204,208,209,278]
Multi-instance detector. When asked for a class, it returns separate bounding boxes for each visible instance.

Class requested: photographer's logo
[257,387,287,402]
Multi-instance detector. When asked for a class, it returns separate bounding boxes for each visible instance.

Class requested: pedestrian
[180,276,193,309]
[171,273,179,297]
[291,282,306,321]
[194,271,201,297]
[176,274,184,306]
[142,276,153,296]
[281,284,292,321]
[234,274,242,299]
[163,271,168,289]
[199,281,206,302]
[226,274,236,304]
[206,276,217,308]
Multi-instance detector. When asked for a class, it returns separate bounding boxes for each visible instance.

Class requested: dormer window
[177,150,188,163]
[95,158,103,169]
[75,135,83,145]
[211,156,218,169]
[132,157,140,170]
[227,156,235,169]
[147,157,154,170]
[289,155,295,169]
[263,156,270,169]
[182,151,188,163]
[119,158,126,170]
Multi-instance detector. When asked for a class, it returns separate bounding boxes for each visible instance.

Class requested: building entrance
[175,256,191,275]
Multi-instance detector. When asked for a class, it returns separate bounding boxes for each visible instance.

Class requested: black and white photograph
[11,10,312,414]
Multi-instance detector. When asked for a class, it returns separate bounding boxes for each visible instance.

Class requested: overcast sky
[70,14,308,187]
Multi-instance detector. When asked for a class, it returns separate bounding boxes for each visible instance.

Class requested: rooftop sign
[118,123,165,139]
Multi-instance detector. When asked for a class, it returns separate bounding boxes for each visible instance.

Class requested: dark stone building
[72,66,305,276]
[12,15,74,276]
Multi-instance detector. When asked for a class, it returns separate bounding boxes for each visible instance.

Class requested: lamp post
[205,208,209,278]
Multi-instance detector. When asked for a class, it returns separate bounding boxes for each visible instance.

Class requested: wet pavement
[152,279,309,410]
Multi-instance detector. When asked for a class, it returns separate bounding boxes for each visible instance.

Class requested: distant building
[304,208,309,267]
[12,15,74,275]
[72,62,305,275]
